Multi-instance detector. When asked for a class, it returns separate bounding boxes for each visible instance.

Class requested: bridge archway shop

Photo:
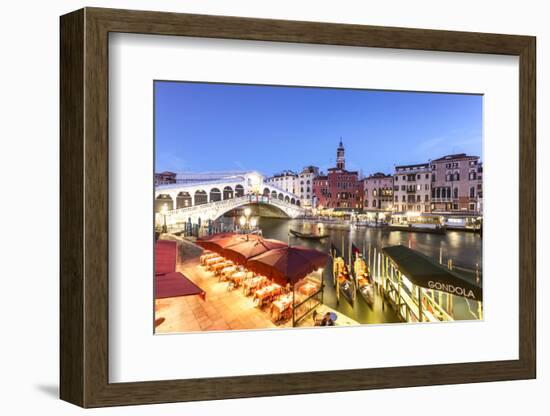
[176,191,192,208]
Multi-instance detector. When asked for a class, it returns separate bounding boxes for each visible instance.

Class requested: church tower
[336,138,345,170]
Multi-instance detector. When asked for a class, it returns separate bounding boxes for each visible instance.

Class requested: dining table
[211,260,233,275]
[298,281,319,297]
[243,276,267,296]
[253,284,282,307]
[271,294,293,321]
[199,252,218,265]
[227,271,246,287]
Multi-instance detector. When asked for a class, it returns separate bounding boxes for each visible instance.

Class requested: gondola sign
[427,281,477,300]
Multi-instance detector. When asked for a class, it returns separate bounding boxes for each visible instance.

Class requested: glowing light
[250,217,258,228]
[239,216,246,226]
[161,203,168,215]
[244,207,252,217]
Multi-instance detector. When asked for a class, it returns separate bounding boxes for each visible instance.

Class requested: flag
[331,243,341,258]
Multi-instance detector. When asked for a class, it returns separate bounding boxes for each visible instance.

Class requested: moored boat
[337,271,355,305]
[356,273,375,307]
[289,229,329,240]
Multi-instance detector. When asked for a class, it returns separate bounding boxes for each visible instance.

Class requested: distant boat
[386,223,446,234]
[289,229,329,240]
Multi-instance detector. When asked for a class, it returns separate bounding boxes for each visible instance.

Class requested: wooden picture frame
[60,7,536,408]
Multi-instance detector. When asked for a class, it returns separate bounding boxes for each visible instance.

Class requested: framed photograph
[60,7,536,408]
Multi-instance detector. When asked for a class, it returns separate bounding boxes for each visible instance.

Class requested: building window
[470,187,475,198]
[453,188,459,199]
[469,203,476,211]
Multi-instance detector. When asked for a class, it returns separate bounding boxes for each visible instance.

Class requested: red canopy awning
[246,246,329,286]
[195,233,259,254]
[222,238,287,264]
[155,272,206,300]
[155,240,177,275]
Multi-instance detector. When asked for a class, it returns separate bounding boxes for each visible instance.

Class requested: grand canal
[217,215,483,324]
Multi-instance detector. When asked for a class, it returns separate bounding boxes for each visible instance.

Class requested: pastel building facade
[297,166,319,208]
[266,170,298,195]
[430,153,482,213]
[393,163,432,213]
[363,173,394,210]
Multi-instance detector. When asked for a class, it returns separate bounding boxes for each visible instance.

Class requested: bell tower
[336,138,345,170]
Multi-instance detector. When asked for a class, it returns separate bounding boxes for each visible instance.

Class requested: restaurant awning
[195,233,259,254]
[382,245,482,301]
[155,272,205,300]
[222,238,287,264]
[247,246,329,286]
[155,240,177,275]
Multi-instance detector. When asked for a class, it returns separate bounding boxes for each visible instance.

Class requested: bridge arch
[223,186,233,199]
[278,193,284,201]
[271,190,277,199]
[290,197,295,205]
[284,195,290,203]
[176,191,192,209]
[194,190,208,205]
[235,184,244,197]
[209,187,222,202]
[263,187,270,197]
[155,194,174,212]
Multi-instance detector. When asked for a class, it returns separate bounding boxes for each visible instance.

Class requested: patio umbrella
[222,238,287,265]
[195,233,259,255]
[246,245,329,286]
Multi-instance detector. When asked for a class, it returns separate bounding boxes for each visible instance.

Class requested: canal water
[218,215,483,324]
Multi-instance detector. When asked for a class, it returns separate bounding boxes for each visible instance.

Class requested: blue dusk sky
[155,81,482,176]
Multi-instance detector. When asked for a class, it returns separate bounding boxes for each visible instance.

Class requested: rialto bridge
[155,171,305,230]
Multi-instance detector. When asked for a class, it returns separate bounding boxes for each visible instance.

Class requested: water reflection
[218,216,482,324]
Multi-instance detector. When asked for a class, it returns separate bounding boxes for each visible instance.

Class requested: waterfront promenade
[155,235,358,333]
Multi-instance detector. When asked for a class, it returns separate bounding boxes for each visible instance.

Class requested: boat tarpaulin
[382,244,482,301]
[155,272,206,300]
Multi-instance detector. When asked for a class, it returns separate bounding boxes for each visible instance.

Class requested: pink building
[430,153,482,213]
[363,172,394,210]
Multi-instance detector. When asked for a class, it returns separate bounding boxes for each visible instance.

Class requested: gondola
[356,273,375,307]
[289,229,329,240]
[337,273,355,306]
[353,255,374,307]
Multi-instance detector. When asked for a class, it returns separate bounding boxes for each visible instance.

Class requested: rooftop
[394,163,430,171]
[432,153,479,162]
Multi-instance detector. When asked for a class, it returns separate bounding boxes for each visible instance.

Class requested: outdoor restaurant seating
[196,232,328,325]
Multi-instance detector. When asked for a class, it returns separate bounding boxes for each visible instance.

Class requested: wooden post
[418,286,423,322]
[397,271,402,320]
[292,286,295,327]
[477,301,483,320]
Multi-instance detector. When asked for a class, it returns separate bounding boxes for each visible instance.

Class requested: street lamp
[239,207,257,240]
[160,203,168,233]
